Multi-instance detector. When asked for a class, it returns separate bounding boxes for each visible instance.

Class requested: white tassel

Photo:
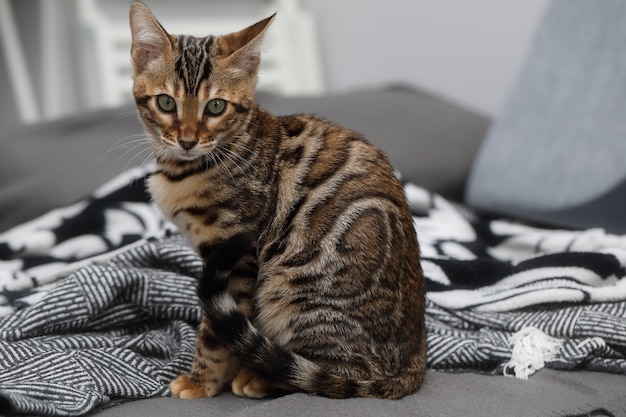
[503,327,562,380]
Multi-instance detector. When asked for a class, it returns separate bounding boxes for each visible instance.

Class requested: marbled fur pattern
[130,1,427,400]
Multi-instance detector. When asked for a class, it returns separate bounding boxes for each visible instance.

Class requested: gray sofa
[0,86,623,417]
[1,1,625,416]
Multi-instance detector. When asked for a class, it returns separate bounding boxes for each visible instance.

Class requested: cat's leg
[231,367,274,398]
[171,250,271,399]
[170,319,241,398]
[171,233,257,399]
[226,254,277,398]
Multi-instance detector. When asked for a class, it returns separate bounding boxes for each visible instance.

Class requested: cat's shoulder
[275,113,326,137]
[273,112,364,142]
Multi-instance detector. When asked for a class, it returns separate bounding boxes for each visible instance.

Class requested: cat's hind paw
[232,368,274,398]
[170,374,221,399]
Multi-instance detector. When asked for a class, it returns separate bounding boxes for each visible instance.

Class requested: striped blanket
[1,167,625,416]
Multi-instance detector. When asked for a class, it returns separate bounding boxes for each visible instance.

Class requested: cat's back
[261,109,421,283]
[274,112,402,193]
[257,110,424,380]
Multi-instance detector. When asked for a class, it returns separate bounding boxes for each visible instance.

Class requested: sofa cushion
[466,0,626,233]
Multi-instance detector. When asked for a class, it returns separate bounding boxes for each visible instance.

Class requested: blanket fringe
[503,327,562,380]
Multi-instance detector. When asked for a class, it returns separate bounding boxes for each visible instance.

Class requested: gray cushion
[0,87,488,232]
[92,369,624,417]
[0,107,145,232]
[466,0,626,233]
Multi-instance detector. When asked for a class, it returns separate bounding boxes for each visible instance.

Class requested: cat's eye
[157,94,176,112]
[206,99,227,116]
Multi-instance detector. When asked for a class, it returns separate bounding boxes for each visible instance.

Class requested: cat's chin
[162,147,204,163]
[174,153,202,162]
[157,152,202,165]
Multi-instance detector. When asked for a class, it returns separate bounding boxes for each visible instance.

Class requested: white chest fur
[148,170,241,248]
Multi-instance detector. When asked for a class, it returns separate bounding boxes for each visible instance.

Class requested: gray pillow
[466,0,626,234]
[0,107,145,232]
[0,87,488,232]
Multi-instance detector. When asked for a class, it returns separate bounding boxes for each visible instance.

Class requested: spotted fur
[130,1,426,400]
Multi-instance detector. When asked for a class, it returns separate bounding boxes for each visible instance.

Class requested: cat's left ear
[219,14,276,76]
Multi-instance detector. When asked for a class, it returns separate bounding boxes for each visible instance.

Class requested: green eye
[206,99,226,115]
[157,94,176,112]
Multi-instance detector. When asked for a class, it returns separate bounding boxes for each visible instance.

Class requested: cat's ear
[129,1,172,74]
[219,14,276,76]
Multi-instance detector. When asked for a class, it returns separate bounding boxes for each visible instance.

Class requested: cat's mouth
[156,134,226,164]
[174,148,203,161]
[158,137,212,162]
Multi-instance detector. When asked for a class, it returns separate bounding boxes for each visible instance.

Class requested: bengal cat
[129,1,426,400]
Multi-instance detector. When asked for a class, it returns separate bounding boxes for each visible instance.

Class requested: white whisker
[229,138,267,176]
[115,141,151,162]
[117,109,141,118]
[217,150,240,191]
[123,147,155,172]
[219,149,247,188]
[106,134,151,154]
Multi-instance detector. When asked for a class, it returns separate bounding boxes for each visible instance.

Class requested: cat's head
[129,1,274,162]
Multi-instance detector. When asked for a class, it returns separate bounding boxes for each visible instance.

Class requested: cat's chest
[148,173,215,247]
[148,172,203,217]
[148,169,258,247]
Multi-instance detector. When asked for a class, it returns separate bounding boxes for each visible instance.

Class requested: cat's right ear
[129,1,171,74]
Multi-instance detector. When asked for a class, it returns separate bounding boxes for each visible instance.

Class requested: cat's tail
[204,293,425,399]
[199,262,426,399]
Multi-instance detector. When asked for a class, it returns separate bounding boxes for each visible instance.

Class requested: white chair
[0,0,40,123]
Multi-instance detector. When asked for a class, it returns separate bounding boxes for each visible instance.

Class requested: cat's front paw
[231,368,274,398]
[170,374,222,399]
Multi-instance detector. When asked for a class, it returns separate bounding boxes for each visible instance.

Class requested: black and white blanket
[1,167,625,416]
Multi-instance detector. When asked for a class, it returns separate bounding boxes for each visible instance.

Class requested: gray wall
[302,0,548,116]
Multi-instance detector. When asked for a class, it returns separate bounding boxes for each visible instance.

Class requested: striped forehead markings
[175,35,215,95]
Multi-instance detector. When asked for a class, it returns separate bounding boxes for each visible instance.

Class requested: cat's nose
[179,139,198,151]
